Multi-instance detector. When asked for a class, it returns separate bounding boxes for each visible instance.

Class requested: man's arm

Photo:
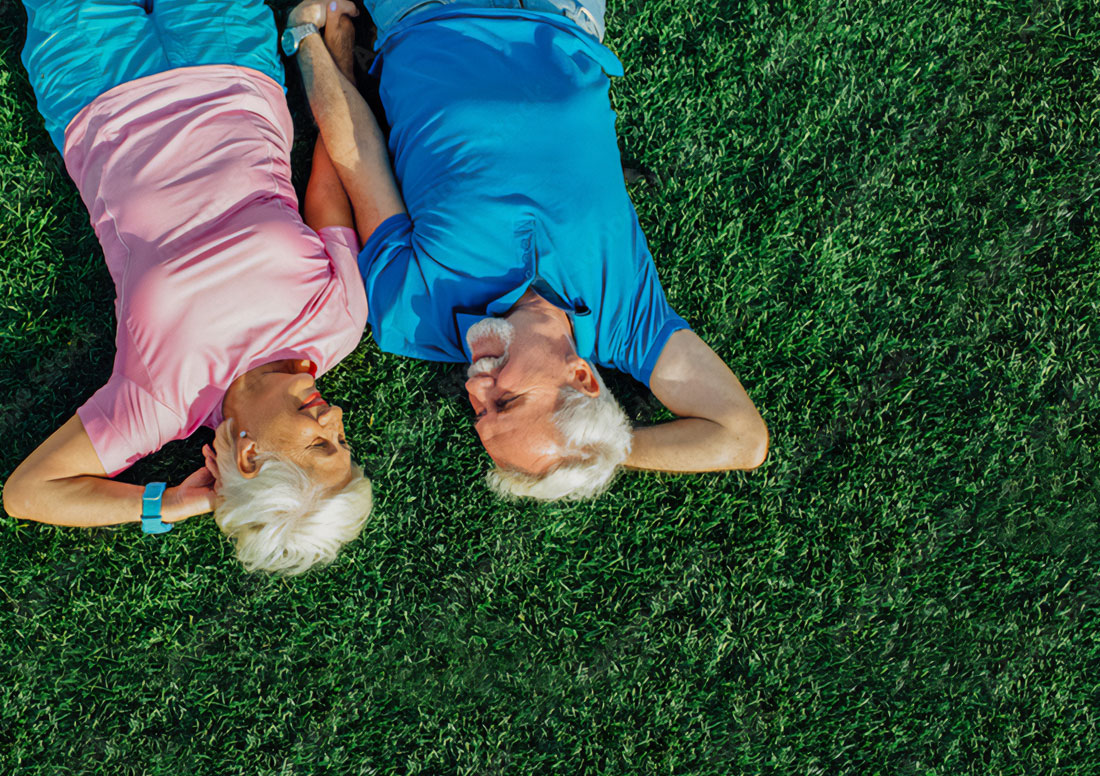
[2,415,215,527]
[290,1,406,244]
[625,330,769,472]
[302,14,356,232]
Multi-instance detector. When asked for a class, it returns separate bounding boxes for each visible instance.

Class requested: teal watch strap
[141,482,171,535]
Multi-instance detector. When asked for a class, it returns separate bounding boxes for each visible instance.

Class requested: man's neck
[506,289,575,341]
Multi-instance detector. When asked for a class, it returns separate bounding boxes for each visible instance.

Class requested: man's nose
[465,374,494,400]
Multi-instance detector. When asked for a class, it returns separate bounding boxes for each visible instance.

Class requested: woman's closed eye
[312,437,351,451]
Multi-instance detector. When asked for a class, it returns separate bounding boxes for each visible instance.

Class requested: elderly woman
[2,0,373,575]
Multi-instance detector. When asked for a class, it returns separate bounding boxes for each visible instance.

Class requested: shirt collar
[454,282,594,363]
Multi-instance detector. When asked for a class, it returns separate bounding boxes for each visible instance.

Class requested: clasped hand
[288,0,360,30]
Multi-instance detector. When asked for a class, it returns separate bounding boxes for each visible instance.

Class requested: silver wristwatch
[281,22,319,57]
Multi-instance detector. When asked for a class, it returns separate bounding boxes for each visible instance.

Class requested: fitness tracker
[141,482,172,535]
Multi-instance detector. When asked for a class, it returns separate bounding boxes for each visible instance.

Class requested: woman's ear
[214,418,260,479]
[567,357,601,398]
[235,432,260,479]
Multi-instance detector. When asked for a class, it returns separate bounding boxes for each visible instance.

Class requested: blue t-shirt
[360,9,690,386]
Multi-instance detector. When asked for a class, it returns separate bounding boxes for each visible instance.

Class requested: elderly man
[287,0,768,499]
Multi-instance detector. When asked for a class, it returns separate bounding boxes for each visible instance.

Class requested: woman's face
[232,365,354,491]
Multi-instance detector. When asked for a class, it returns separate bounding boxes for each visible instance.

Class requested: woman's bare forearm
[3,415,212,527]
[6,473,145,527]
[304,135,355,231]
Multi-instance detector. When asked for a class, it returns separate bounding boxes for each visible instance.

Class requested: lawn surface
[1,0,1097,774]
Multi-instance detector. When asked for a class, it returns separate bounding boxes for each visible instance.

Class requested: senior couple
[3,0,768,574]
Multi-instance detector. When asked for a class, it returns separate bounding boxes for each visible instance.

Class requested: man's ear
[235,433,261,479]
[567,357,601,398]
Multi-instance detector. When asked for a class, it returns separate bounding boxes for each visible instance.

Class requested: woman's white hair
[212,420,373,576]
[486,366,632,501]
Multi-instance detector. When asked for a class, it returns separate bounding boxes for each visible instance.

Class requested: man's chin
[467,351,509,379]
[466,317,514,355]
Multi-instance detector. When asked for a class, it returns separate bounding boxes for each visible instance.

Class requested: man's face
[234,367,354,490]
[464,318,568,475]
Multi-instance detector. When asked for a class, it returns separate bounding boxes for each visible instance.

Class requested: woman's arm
[304,136,355,232]
[3,414,215,527]
[625,330,769,472]
[302,14,357,232]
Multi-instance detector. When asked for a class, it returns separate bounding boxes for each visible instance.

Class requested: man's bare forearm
[630,330,769,473]
[302,16,359,232]
[625,415,769,472]
[296,35,406,240]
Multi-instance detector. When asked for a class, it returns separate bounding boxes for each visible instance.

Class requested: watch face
[281,27,297,56]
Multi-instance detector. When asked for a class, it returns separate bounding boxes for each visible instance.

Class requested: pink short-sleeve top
[63,66,368,476]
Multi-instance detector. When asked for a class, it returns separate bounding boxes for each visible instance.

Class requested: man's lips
[300,391,327,411]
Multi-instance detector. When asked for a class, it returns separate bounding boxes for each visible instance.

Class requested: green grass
[1,0,1098,773]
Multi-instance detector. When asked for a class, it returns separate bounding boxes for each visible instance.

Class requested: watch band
[281,22,320,57]
[141,482,172,535]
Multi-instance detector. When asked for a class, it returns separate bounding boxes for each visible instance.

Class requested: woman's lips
[300,391,327,411]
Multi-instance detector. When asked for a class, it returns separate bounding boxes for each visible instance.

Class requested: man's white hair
[487,366,632,501]
[212,420,373,576]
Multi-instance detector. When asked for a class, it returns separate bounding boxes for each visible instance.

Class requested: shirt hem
[62,64,287,157]
[373,8,624,77]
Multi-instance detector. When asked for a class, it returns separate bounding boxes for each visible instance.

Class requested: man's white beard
[466,317,515,379]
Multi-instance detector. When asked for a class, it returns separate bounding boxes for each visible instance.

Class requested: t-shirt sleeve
[318,225,368,327]
[76,374,186,477]
[357,213,431,356]
[615,251,692,387]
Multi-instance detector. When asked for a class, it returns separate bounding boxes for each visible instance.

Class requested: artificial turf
[1,0,1097,773]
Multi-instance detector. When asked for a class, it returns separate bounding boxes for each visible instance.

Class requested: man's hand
[288,0,359,30]
[324,8,358,84]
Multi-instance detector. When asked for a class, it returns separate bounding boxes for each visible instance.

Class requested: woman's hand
[162,465,218,523]
[202,443,222,493]
[288,0,359,30]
